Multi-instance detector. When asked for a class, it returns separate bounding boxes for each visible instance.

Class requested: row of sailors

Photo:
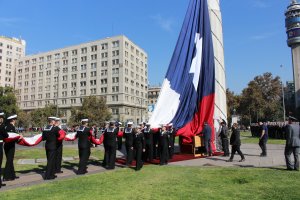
[0,115,177,187]
[250,122,297,139]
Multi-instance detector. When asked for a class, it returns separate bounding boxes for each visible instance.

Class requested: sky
[0,0,294,94]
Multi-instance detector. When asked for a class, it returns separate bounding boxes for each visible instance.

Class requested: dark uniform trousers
[168,134,175,159]
[159,133,169,165]
[117,136,122,150]
[143,131,153,162]
[42,125,59,179]
[153,133,159,159]
[0,143,3,186]
[55,141,63,172]
[123,129,134,166]
[45,149,57,179]
[204,138,212,155]
[78,148,91,174]
[3,142,16,180]
[104,144,116,169]
[134,133,145,171]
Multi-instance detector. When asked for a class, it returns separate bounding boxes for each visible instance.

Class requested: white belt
[0,140,3,143]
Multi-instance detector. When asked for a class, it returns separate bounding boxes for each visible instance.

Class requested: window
[81,73,86,78]
[91,45,97,52]
[80,89,86,95]
[112,77,119,83]
[72,58,77,64]
[90,80,96,85]
[72,50,77,56]
[91,54,97,60]
[101,43,108,50]
[81,47,87,54]
[91,62,97,69]
[112,59,119,65]
[112,95,118,101]
[101,52,108,58]
[101,70,107,76]
[80,81,86,86]
[112,50,119,57]
[101,87,107,93]
[81,56,87,62]
[81,64,87,70]
[112,41,119,48]
[71,99,76,104]
[90,88,96,94]
[72,66,77,72]
[90,71,96,77]
[112,108,119,115]
[101,61,108,67]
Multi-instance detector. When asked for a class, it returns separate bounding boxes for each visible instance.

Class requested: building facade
[15,35,148,124]
[0,36,26,87]
[285,0,300,108]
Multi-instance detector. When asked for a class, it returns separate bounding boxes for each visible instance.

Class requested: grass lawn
[1,165,300,200]
[240,131,286,145]
[6,147,104,173]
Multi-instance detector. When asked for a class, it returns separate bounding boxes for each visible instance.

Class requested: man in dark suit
[219,120,229,156]
[284,116,300,171]
[0,111,8,188]
[42,117,59,180]
[202,122,212,156]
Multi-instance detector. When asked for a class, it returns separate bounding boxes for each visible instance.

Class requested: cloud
[250,32,278,40]
[150,14,174,32]
[0,17,25,26]
[252,0,270,8]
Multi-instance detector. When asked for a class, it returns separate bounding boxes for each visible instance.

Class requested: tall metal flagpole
[280,65,286,122]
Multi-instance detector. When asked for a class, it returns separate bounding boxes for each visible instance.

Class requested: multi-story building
[15,35,148,124]
[0,36,26,87]
[148,86,160,105]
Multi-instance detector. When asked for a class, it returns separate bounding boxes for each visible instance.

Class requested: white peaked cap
[81,119,89,122]
[127,121,133,125]
[7,114,17,120]
[48,116,57,120]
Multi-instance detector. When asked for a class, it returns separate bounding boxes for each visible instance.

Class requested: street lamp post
[280,65,286,122]
[56,67,60,116]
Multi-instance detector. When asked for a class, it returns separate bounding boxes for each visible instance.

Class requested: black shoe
[56,171,63,174]
[3,178,14,182]
[0,183,6,187]
[239,158,245,162]
[14,176,20,179]
[287,168,294,171]
[226,159,233,162]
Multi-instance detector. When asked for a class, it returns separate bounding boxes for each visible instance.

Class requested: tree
[69,96,111,125]
[0,86,19,116]
[238,72,282,123]
[17,111,31,128]
[30,104,57,127]
[226,88,240,124]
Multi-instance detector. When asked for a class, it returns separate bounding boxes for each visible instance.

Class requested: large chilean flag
[149,0,215,149]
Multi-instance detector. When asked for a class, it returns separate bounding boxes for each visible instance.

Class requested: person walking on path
[284,116,300,171]
[227,123,245,162]
[259,122,268,157]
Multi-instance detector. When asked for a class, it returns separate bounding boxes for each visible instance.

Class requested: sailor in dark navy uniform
[3,114,22,181]
[42,116,59,180]
[123,121,134,166]
[0,111,8,187]
[103,121,117,169]
[54,117,64,174]
[142,123,153,162]
[115,121,122,150]
[153,127,160,159]
[159,125,170,165]
[168,123,176,159]
[133,126,145,171]
[76,119,92,174]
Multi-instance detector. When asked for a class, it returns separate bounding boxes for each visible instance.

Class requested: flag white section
[8,132,20,138]
[149,79,180,127]
[65,132,77,141]
[23,133,42,145]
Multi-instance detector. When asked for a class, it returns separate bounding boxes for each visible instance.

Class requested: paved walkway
[0,143,290,192]
[170,144,287,168]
